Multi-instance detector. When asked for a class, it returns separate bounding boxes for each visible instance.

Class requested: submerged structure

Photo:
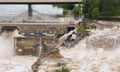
[0,19,77,56]
[0,0,82,56]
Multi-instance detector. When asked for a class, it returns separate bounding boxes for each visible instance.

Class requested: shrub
[72,5,81,17]
[54,67,70,72]
[77,27,88,36]
[92,8,100,19]
[89,24,96,29]
[63,9,68,16]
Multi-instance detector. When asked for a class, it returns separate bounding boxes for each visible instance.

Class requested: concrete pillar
[28,4,33,17]
[38,37,42,56]
[14,37,17,55]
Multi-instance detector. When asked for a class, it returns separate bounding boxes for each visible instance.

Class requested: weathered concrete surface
[12,22,77,55]
[0,22,76,34]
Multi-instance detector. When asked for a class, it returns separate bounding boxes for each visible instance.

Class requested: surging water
[0,30,19,58]
[87,28,120,49]
[1,27,120,72]
[58,28,120,72]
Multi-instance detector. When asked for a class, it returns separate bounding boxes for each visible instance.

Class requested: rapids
[59,27,120,72]
[1,27,120,72]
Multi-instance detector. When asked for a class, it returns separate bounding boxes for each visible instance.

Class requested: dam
[0,21,77,56]
[0,2,83,72]
[1,1,120,72]
[0,0,83,58]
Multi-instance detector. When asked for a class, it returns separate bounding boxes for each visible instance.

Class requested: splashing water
[1,27,120,72]
[0,30,19,58]
[59,28,120,72]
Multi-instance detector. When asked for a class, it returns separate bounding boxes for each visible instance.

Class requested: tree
[54,4,75,16]
[83,0,100,19]
[54,4,75,10]
[92,8,99,18]
[83,0,120,19]
[72,5,81,17]
[63,9,68,15]
[99,0,115,16]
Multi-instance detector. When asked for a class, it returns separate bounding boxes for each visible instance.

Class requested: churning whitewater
[0,30,19,58]
[60,27,120,72]
[1,28,120,72]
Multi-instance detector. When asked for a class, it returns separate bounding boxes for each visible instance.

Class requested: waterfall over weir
[0,30,19,58]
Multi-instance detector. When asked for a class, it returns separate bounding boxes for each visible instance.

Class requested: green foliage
[83,0,120,19]
[72,5,81,17]
[89,24,96,29]
[54,67,70,72]
[92,8,99,18]
[99,0,115,16]
[83,0,99,19]
[55,0,120,19]
[63,9,68,15]
[54,4,81,17]
[54,4,75,10]
[77,27,88,36]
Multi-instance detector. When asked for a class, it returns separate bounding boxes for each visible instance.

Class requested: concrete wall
[0,23,76,34]
[0,22,76,55]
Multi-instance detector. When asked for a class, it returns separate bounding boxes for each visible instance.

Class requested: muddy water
[58,28,120,72]
[1,27,120,72]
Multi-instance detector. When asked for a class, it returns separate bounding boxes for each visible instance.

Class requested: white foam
[59,28,120,72]
[0,30,19,58]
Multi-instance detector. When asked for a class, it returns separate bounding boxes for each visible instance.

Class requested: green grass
[54,67,70,72]
[89,24,96,29]
[77,27,88,36]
